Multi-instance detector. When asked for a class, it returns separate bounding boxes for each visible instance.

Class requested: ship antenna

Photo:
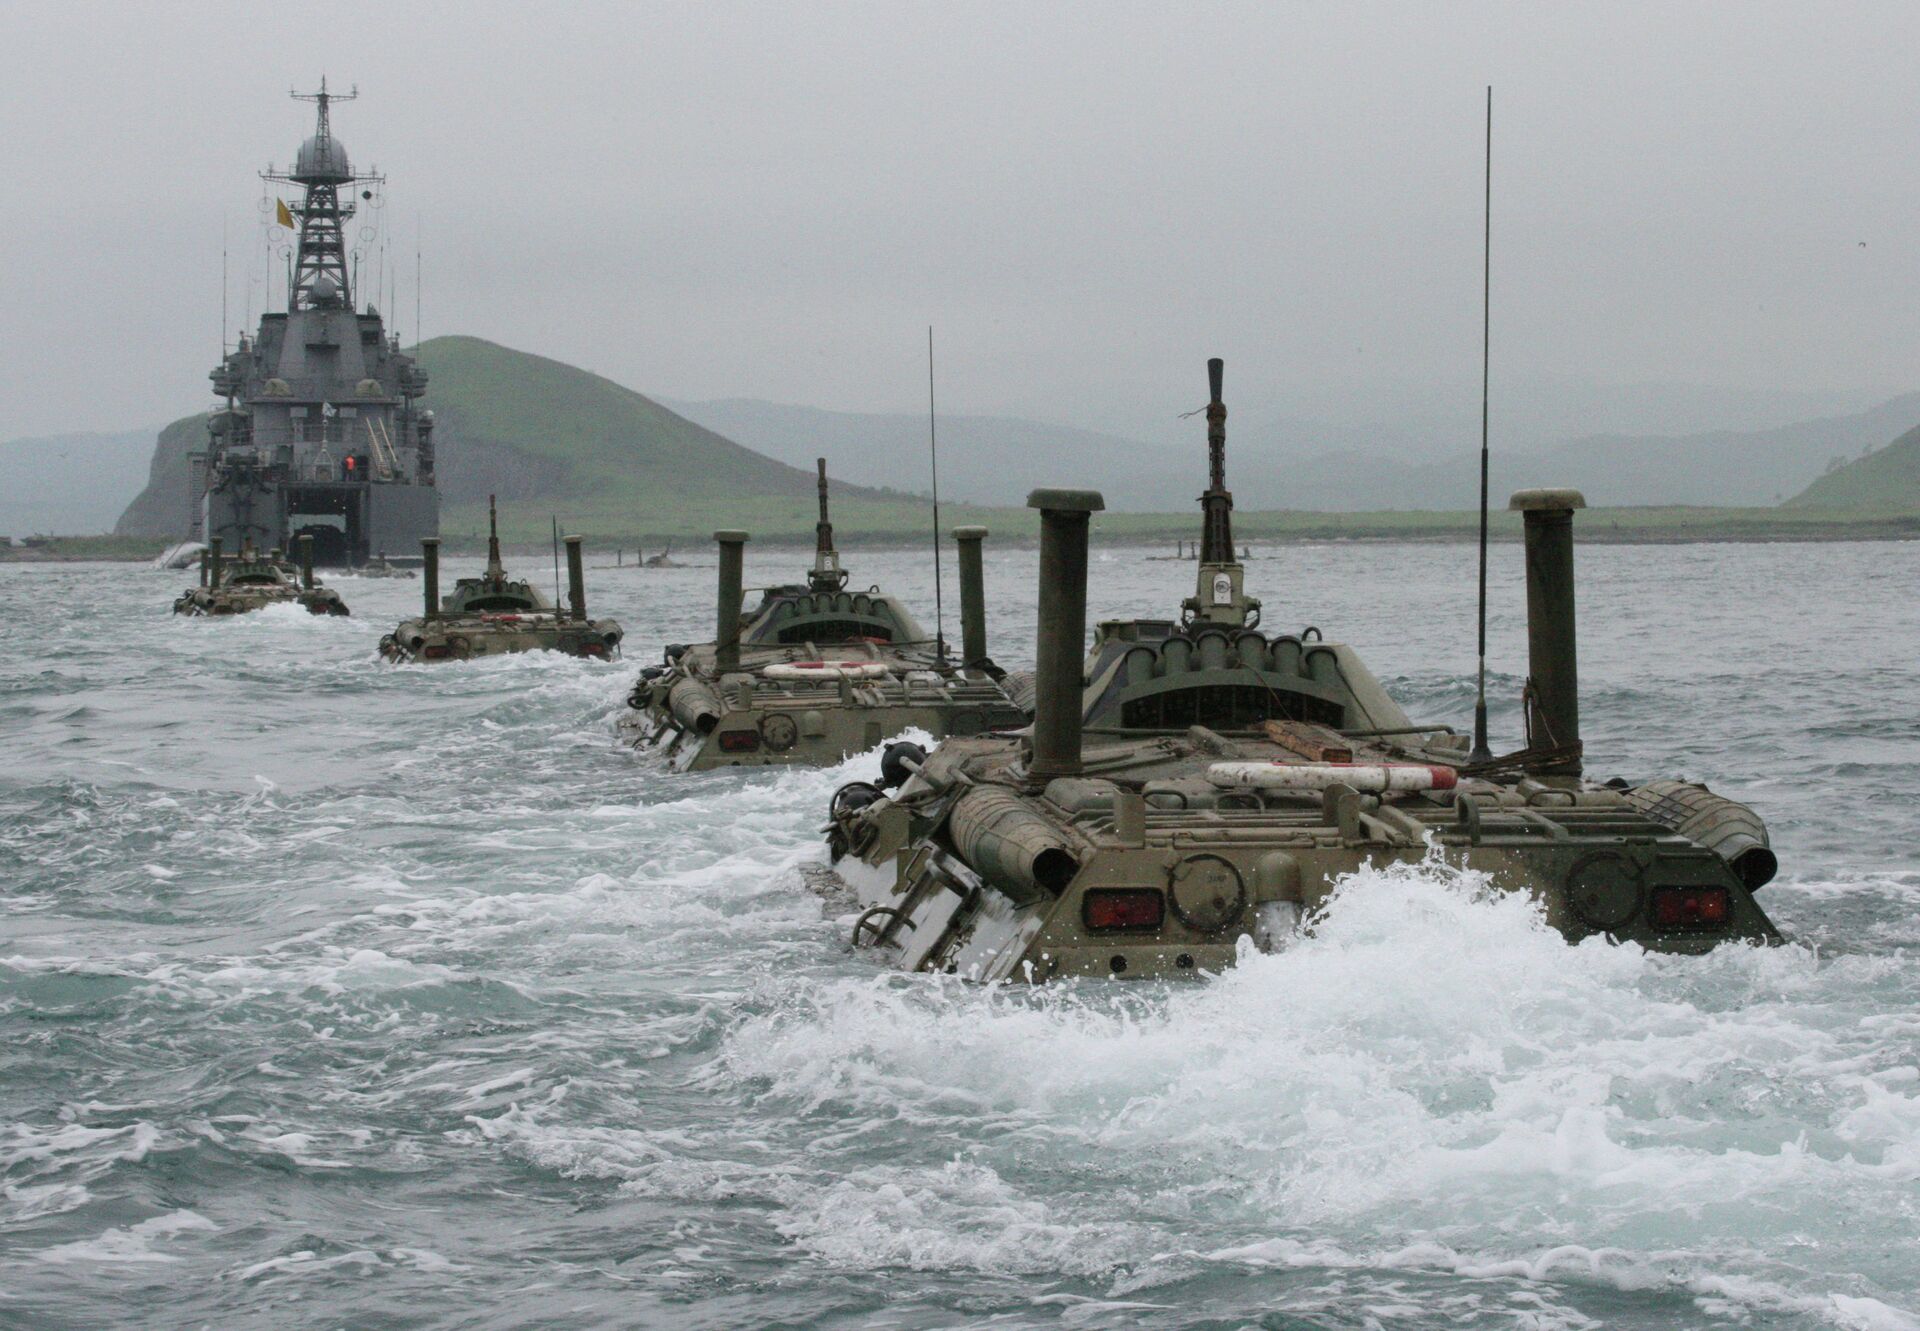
[1470,86,1495,765]
[551,514,562,606]
[927,326,947,663]
[221,217,229,356]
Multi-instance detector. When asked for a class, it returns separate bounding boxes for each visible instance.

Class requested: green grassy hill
[1785,422,1920,509]
[116,335,947,544]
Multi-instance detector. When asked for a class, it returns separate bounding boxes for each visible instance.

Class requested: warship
[621,461,1029,771]
[378,498,623,662]
[819,360,1781,982]
[173,534,350,617]
[194,81,435,568]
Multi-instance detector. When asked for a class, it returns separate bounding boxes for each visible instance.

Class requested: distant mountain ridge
[667,392,1920,512]
[83,336,1920,542]
[1786,420,1920,508]
[1,428,162,536]
[116,335,909,541]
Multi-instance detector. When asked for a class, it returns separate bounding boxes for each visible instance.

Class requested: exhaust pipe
[564,535,586,620]
[715,529,749,670]
[421,538,440,618]
[298,534,314,589]
[1027,488,1104,781]
[949,786,1083,902]
[1510,488,1586,777]
[1624,780,1778,890]
[207,536,223,589]
[669,677,722,735]
[953,525,989,674]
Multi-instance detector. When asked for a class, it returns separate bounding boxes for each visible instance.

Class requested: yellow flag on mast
[275,198,295,230]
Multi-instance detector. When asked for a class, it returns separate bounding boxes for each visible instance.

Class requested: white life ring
[1206,762,1458,793]
[763,660,889,682]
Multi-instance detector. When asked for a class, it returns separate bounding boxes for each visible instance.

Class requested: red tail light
[717,730,761,753]
[578,643,609,659]
[1083,889,1165,932]
[1650,885,1732,927]
[421,645,451,660]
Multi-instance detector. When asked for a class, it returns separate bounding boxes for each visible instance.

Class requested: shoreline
[11,513,1919,563]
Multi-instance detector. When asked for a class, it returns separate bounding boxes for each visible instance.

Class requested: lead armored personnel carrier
[378,499,623,662]
[622,461,1028,771]
[820,361,1781,982]
[173,535,350,617]
[194,81,435,566]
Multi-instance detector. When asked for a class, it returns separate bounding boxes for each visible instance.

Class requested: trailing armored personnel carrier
[621,461,1029,771]
[820,361,1781,982]
[354,551,414,579]
[173,535,350,617]
[378,498,623,662]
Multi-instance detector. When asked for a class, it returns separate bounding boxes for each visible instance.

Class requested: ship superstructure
[195,81,435,567]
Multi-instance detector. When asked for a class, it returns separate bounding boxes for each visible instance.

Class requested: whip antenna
[927,326,947,663]
[1470,86,1495,764]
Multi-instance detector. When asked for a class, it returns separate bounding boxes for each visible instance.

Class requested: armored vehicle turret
[820,361,1782,982]
[378,498,623,662]
[173,534,350,616]
[621,460,1029,771]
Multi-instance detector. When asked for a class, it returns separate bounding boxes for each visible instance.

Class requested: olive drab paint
[821,359,1783,983]
[620,466,1030,772]
[377,498,622,663]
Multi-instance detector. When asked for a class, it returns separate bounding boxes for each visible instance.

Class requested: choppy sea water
[2,540,1917,1331]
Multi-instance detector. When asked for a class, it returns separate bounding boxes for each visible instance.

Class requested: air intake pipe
[715,530,749,670]
[1510,489,1586,777]
[421,538,440,618]
[564,535,586,620]
[207,537,223,590]
[953,525,989,674]
[1027,488,1104,781]
[298,534,315,590]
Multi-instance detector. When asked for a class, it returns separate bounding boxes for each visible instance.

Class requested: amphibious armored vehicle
[378,499,623,662]
[173,535,350,617]
[621,461,1028,771]
[821,360,1781,982]
[355,551,414,579]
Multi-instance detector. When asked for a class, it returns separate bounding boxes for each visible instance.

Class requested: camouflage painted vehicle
[820,360,1781,982]
[620,461,1029,771]
[173,535,350,617]
[378,498,623,663]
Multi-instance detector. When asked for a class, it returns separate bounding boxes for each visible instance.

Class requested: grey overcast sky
[2,1,1915,442]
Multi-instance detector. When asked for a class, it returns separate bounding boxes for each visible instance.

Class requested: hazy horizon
[4,3,1916,450]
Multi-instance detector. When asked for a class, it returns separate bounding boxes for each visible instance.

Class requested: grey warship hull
[194,82,437,568]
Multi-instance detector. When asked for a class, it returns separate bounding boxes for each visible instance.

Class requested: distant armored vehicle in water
[820,360,1781,982]
[354,551,414,579]
[379,498,622,662]
[194,81,435,567]
[621,461,1029,771]
[174,535,350,617]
